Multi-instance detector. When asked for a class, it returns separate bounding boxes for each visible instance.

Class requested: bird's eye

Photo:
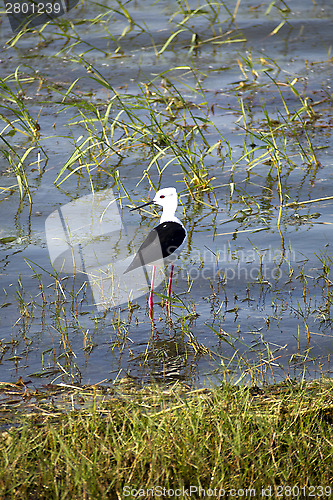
[160,195,165,199]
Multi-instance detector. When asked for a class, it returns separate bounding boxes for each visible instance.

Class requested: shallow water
[0,0,332,388]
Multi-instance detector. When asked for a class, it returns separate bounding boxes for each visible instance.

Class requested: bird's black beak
[130,200,155,211]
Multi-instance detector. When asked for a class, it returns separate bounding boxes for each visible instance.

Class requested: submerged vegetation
[0,0,332,384]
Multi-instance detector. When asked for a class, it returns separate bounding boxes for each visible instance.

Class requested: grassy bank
[1,379,332,498]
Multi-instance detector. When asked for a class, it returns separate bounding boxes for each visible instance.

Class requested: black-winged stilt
[124,187,186,320]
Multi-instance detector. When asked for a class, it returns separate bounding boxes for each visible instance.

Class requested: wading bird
[124,187,186,320]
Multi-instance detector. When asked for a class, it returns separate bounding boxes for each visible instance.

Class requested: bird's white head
[153,187,179,223]
[130,187,181,224]
[153,187,178,207]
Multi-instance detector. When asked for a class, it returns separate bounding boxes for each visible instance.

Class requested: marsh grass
[0,379,332,498]
[1,1,333,396]
[1,48,329,212]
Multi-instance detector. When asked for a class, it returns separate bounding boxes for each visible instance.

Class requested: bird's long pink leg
[149,265,156,323]
[166,263,174,318]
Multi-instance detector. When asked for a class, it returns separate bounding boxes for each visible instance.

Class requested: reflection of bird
[124,187,187,320]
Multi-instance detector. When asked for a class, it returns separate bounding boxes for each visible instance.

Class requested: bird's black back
[124,221,186,273]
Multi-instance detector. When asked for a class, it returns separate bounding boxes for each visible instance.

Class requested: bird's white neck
[159,199,180,224]
[160,213,182,225]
